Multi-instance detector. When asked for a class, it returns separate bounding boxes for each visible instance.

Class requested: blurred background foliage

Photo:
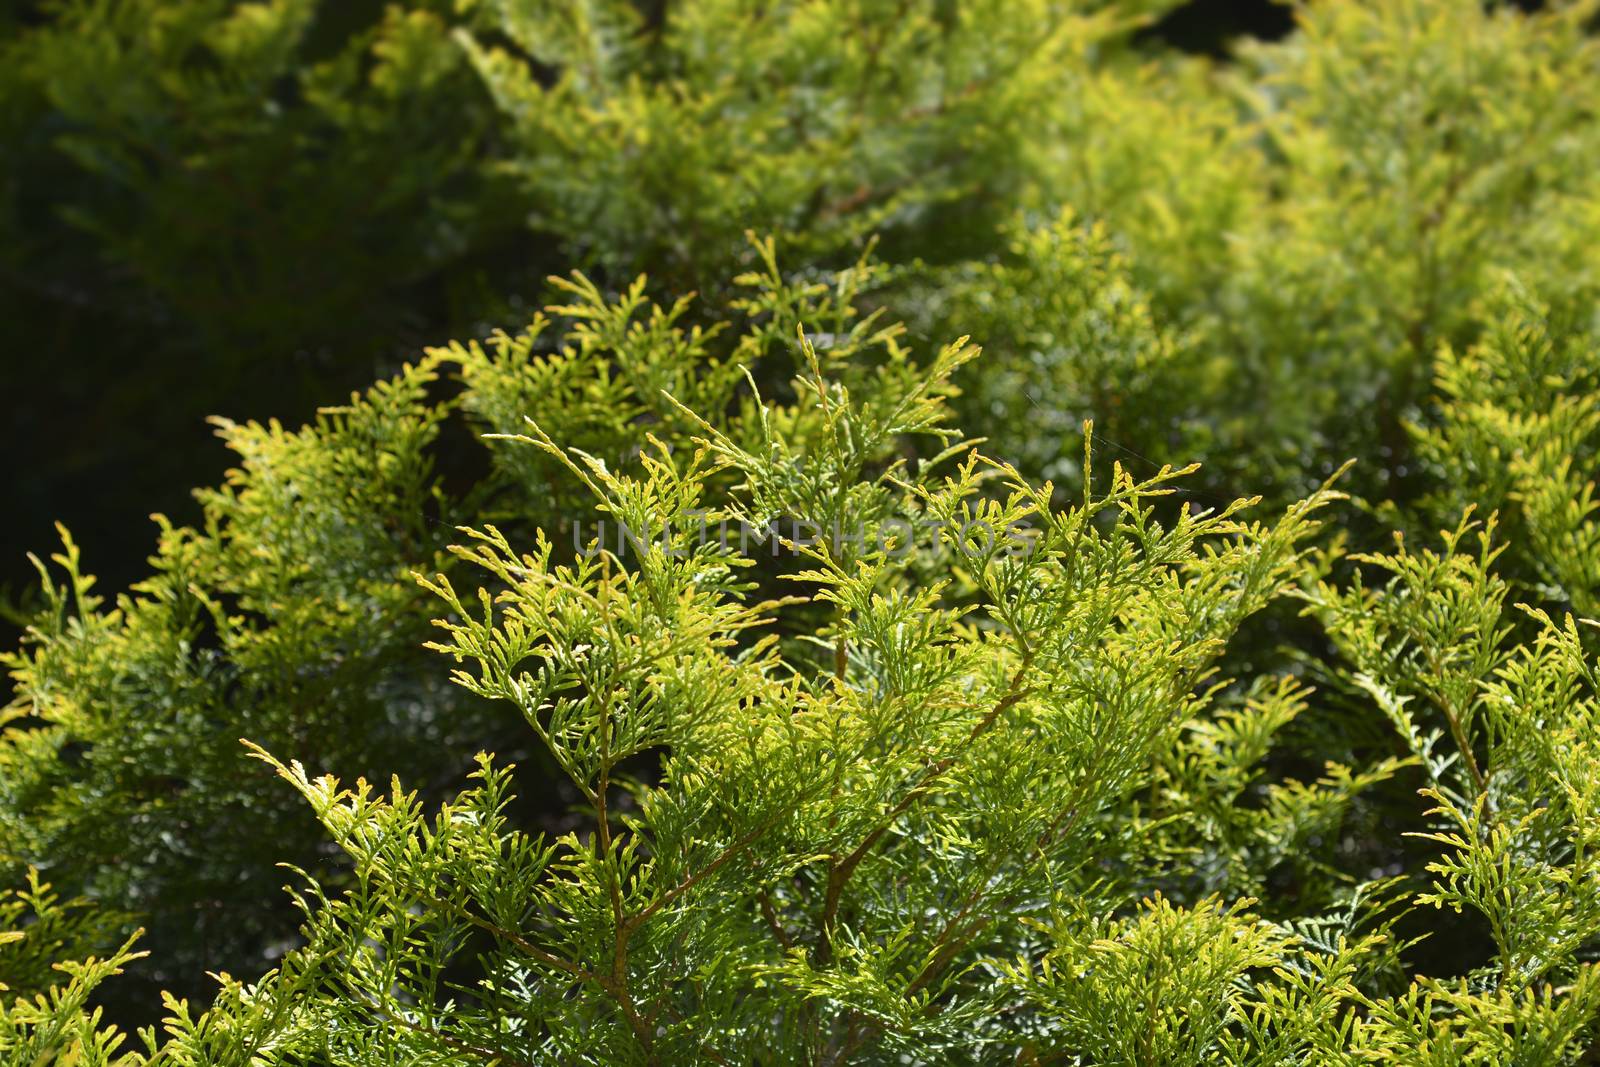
[0,0,1300,614]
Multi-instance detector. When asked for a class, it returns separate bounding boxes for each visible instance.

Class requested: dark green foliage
[7,1,1600,1063]
[0,0,514,598]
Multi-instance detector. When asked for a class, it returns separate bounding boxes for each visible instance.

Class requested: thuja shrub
[0,0,1164,592]
[0,281,1378,1059]
[930,0,1600,512]
[6,1,1600,1063]
[0,244,910,1012]
[6,256,1600,1061]
[2,0,1171,314]
[9,0,1600,593]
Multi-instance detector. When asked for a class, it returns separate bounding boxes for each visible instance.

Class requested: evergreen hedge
[7,1,1600,1063]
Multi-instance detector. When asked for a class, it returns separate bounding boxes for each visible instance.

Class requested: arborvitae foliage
[1,0,1152,589]
[1,242,985,1015]
[4,0,501,360]
[6,242,1600,1061]
[7,1,1600,1063]
[453,0,1101,286]
[1406,285,1600,618]
[9,0,1597,585]
[929,0,1600,510]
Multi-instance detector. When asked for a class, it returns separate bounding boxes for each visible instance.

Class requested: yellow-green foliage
[6,1,1600,1064]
